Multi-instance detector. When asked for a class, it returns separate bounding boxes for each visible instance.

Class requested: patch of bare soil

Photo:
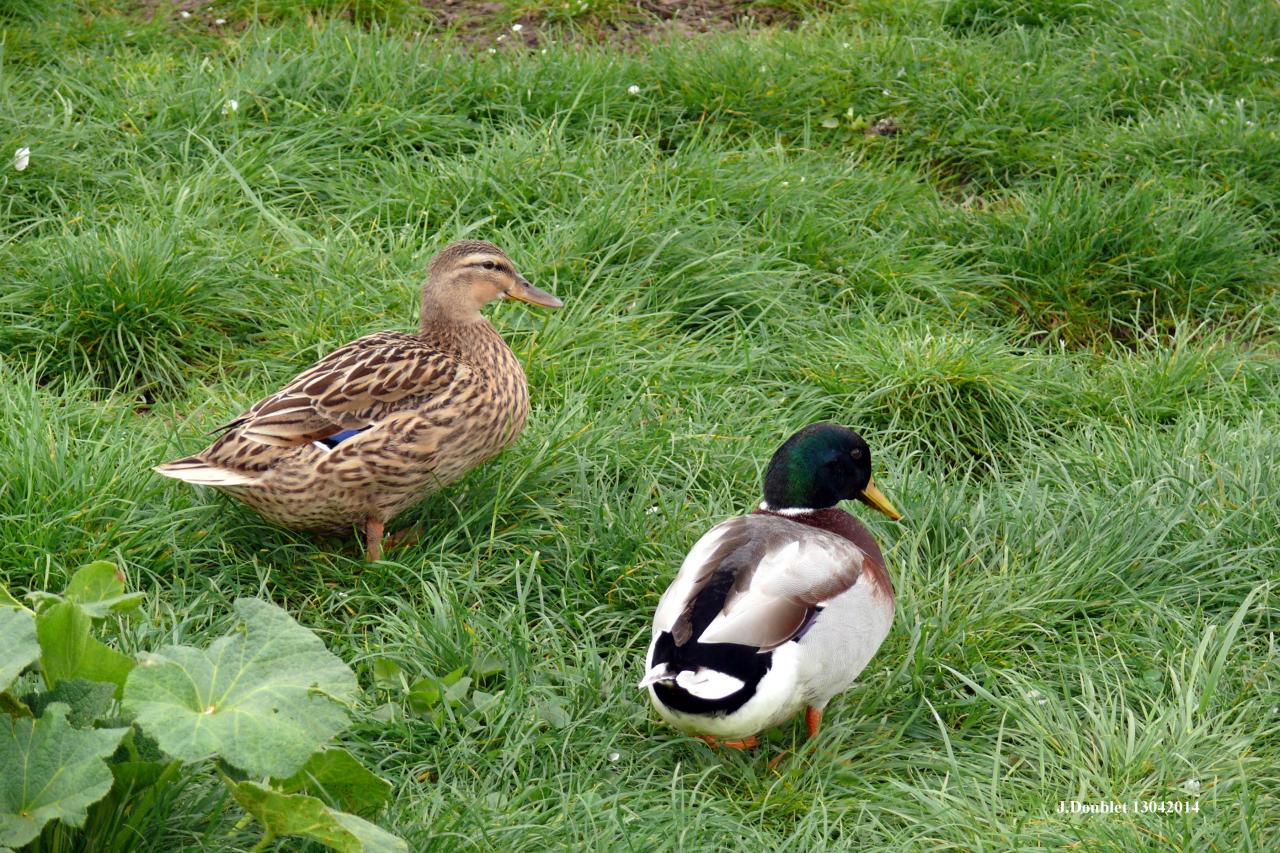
[140,1,805,47]
[431,1,803,49]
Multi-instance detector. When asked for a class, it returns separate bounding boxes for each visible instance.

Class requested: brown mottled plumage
[155,240,563,561]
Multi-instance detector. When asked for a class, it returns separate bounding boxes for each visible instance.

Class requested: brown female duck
[155,240,562,561]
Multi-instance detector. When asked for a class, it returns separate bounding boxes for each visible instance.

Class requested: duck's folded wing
[655,515,868,653]
[214,332,471,448]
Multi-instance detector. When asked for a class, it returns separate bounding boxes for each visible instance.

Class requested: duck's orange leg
[364,517,385,562]
[805,706,823,740]
[769,707,825,769]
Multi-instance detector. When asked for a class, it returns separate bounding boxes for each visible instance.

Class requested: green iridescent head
[762,423,901,518]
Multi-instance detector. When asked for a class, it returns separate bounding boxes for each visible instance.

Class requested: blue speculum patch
[319,427,368,449]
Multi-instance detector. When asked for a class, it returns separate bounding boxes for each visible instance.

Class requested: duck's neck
[755,503,892,595]
[419,294,486,329]
[418,310,494,350]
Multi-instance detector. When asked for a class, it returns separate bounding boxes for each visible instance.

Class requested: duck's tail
[154,456,257,487]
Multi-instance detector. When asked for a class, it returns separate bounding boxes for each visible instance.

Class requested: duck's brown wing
[213,332,472,448]
[155,332,471,486]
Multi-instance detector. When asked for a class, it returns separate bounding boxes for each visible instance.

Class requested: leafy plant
[369,656,508,731]
[0,563,404,852]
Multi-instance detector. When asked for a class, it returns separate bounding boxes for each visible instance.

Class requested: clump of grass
[1078,95,1280,240]
[2,222,264,395]
[0,364,222,573]
[1074,330,1279,426]
[209,0,425,27]
[948,178,1276,345]
[942,0,1116,33]
[795,319,1062,468]
[0,0,70,22]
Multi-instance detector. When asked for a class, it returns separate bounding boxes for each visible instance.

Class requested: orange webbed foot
[696,734,759,750]
[386,523,424,552]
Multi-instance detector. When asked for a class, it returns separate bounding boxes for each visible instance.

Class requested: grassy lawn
[2,0,1278,849]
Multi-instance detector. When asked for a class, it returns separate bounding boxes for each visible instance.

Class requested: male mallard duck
[640,423,902,749]
[155,240,562,561]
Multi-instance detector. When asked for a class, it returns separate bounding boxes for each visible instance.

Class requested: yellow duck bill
[858,479,902,520]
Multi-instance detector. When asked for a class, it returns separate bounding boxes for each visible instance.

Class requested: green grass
[2,0,1278,849]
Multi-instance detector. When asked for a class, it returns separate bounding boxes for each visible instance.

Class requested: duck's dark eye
[850,448,863,460]
[482,261,498,271]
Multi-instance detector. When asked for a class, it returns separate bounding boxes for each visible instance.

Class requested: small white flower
[179,10,191,18]
[214,17,226,25]
[512,23,523,32]
[1025,688,1048,706]
[14,147,29,171]
[608,751,620,762]
[497,34,507,42]
[780,180,790,187]
[646,506,660,515]
[842,42,850,49]
[1183,778,1201,794]
[487,47,496,54]
[882,88,891,96]
[223,98,239,114]
[627,85,641,95]
[540,48,547,54]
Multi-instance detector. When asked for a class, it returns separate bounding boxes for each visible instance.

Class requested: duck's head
[421,240,563,324]
[762,422,901,519]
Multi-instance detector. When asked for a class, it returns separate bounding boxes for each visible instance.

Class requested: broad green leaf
[370,702,401,723]
[471,690,502,717]
[0,693,32,719]
[22,679,115,728]
[124,598,358,778]
[443,676,471,707]
[274,748,391,817]
[113,723,163,764]
[0,608,38,693]
[0,586,23,609]
[406,678,440,713]
[63,561,145,618]
[110,759,177,793]
[231,782,406,853]
[535,697,570,730]
[35,601,134,693]
[0,703,128,847]
[370,658,402,690]
[471,652,505,679]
